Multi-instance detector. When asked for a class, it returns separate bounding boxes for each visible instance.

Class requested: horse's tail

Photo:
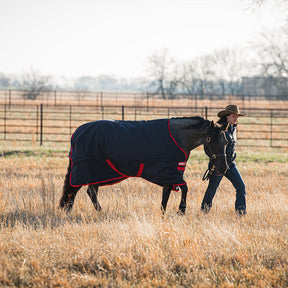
[59,159,72,208]
[59,159,80,211]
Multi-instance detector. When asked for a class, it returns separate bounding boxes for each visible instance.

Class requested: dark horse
[59,116,228,215]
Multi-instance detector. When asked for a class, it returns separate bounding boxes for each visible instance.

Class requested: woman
[201,104,246,216]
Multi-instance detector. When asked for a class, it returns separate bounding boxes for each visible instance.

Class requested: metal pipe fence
[0,104,288,148]
[1,89,288,110]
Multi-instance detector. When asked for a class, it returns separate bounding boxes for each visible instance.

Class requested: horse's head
[203,121,228,179]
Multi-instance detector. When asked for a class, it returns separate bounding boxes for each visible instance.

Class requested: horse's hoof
[177,210,185,216]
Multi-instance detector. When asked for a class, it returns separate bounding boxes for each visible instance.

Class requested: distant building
[242,76,288,97]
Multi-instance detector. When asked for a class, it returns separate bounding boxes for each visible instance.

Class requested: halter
[202,136,226,181]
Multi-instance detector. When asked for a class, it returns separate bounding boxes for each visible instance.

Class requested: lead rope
[202,153,226,181]
[202,138,214,181]
[202,164,215,181]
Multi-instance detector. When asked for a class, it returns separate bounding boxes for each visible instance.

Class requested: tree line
[1,0,288,101]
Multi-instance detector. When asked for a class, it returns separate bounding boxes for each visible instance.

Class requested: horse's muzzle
[215,160,228,176]
[217,165,228,175]
[216,170,225,176]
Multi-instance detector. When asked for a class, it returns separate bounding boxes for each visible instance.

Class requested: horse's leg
[178,184,188,215]
[161,184,172,214]
[87,184,102,212]
[59,162,81,213]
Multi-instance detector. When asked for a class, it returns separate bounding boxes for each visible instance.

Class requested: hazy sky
[0,0,285,79]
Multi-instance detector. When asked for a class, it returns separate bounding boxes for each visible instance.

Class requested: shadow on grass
[0,209,105,229]
[0,149,66,158]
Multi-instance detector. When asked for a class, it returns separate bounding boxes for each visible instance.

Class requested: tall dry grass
[0,147,287,287]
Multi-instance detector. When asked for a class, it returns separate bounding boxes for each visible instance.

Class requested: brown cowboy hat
[217,104,246,118]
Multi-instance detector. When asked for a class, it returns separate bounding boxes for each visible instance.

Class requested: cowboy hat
[217,105,246,118]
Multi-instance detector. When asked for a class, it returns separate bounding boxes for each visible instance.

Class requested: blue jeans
[201,163,246,213]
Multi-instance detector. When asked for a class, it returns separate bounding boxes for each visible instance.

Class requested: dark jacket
[210,120,237,169]
[225,124,237,166]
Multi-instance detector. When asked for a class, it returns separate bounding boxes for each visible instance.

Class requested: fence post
[205,106,208,119]
[40,104,43,146]
[4,104,6,140]
[270,109,273,147]
[69,105,72,136]
[54,91,57,106]
[122,105,125,120]
[242,94,245,113]
[9,90,11,107]
[134,106,137,121]
[36,105,39,141]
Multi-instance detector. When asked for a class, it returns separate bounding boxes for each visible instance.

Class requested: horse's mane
[171,115,209,130]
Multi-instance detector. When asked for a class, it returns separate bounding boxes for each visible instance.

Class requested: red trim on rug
[69,137,128,187]
[70,175,127,188]
[167,119,188,161]
[69,155,127,188]
[172,183,187,192]
[177,167,185,171]
[136,163,144,177]
[106,159,129,177]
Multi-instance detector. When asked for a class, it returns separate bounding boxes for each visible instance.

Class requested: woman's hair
[217,115,229,124]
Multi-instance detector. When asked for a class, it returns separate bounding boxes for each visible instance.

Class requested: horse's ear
[210,120,215,127]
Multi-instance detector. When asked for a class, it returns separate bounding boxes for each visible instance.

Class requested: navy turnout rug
[69,119,189,189]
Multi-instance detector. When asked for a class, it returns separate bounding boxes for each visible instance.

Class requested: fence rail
[1,89,288,110]
[0,104,287,148]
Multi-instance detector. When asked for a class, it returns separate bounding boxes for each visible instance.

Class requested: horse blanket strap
[69,119,188,188]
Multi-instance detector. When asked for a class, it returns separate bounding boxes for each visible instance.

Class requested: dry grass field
[0,142,287,287]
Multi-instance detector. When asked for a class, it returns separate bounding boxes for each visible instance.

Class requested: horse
[59,116,228,215]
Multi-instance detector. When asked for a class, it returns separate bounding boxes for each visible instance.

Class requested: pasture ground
[0,142,287,287]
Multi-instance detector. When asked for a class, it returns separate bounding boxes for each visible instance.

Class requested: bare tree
[252,0,287,6]
[22,68,50,100]
[253,29,288,97]
[255,30,288,77]
[180,55,215,98]
[250,0,288,23]
[209,48,247,96]
[146,49,179,99]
